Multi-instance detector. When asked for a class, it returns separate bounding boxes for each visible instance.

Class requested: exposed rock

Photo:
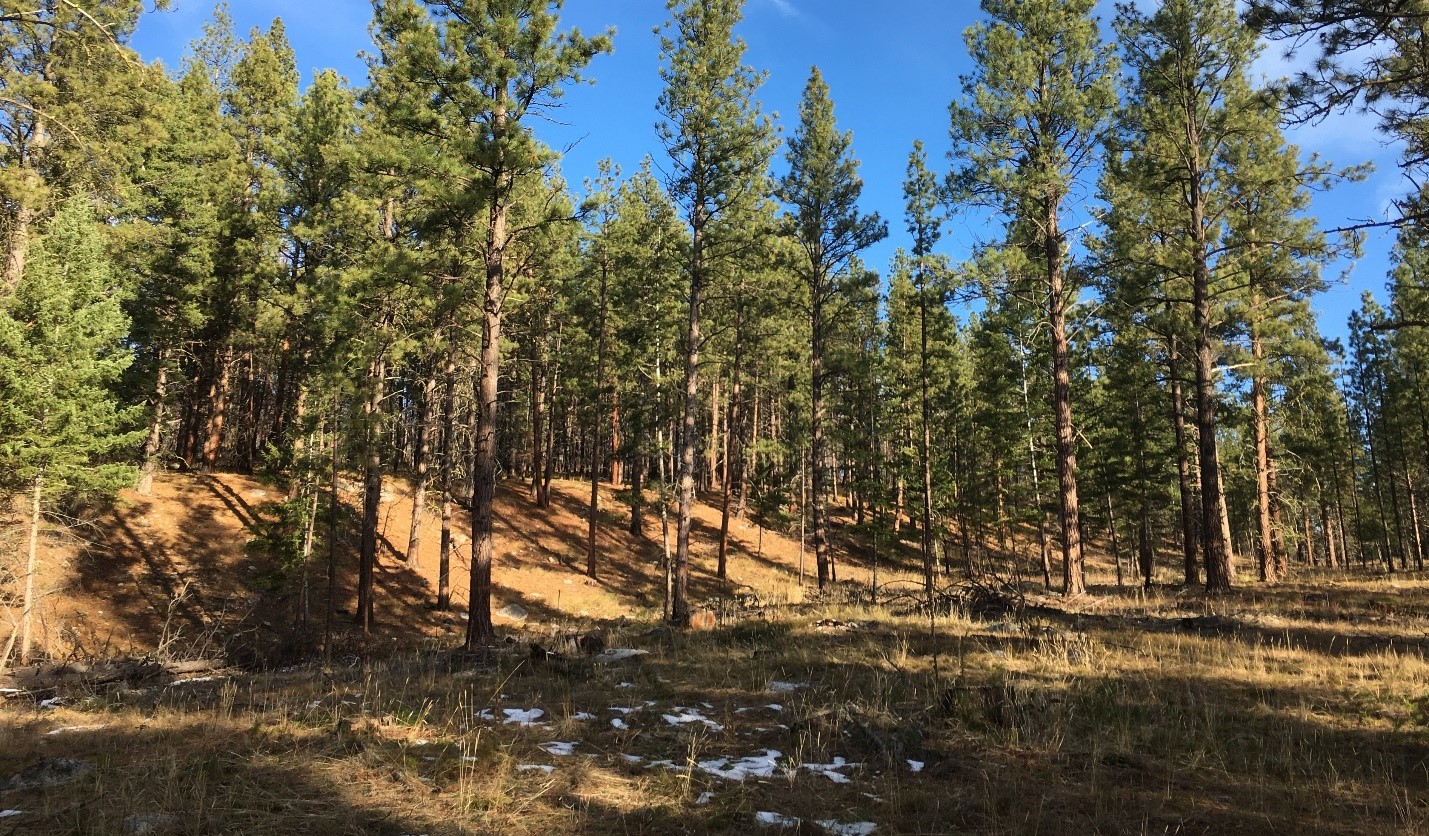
[495,603,529,622]
[0,758,95,793]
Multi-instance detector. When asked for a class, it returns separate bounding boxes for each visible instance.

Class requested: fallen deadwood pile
[0,657,228,699]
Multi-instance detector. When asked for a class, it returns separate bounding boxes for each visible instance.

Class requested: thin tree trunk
[406,369,437,568]
[356,353,386,634]
[811,278,832,590]
[202,342,234,471]
[587,248,611,580]
[718,308,744,580]
[437,336,456,610]
[138,350,170,495]
[19,471,43,664]
[918,265,936,602]
[672,212,704,627]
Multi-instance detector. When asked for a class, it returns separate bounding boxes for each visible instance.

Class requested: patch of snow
[168,676,224,686]
[610,718,629,730]
[39,697,64,709]
[45,725,108,736]
[695,791,715,805]
[802,757,858,783]
[906,759,924,773]
[572,711,597,721]
[696,749,783,781]
[815,821,877,836]
[620,754,644,765]
[595,648,649,662]
[609,707,635,714]
[540,741,578,756]
[617,681,635,688]
[0,811,22,818]
[663,708,724,733]
[755,811,801,828]
[502,708,545,726]
[861,793,884,803]
[516,764,555,774]
[645,759,687,772]
[700,702,714,709]
[766,681,809,693]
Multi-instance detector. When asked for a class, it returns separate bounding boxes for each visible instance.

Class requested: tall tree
[949,0,1117,595]
[903,140,947,599]
[372,0,609,647]
[777,66,887,590]
[656,0,774,624]
[0,199,142,666]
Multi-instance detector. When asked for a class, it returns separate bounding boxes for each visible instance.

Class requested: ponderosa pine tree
[778,66,886,591]
[949,0,1117,595]
[657,0,774,624]
[1112,0,1308,591]
[371,0,609,647]
[903,140,947,599]
[0,199,142,666]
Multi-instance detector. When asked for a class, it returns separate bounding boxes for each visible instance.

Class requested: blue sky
[129,0,1404,346]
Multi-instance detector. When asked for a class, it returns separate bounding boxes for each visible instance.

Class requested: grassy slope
[1,472,1428,834]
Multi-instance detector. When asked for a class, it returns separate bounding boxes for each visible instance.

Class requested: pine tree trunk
[202,342,234,471]
[138,350,170,496]
[19,470,43,664]
[1252,345,1279,584]
[1046,203,1085,596]
[356,354,386,634]
[672,213,703,627]
[811,280,832,590]
[587,250,610,580]
[466,147,508,649]
[1190,172,1232,592]
[918,270,936,601]
[718,310,744,580]
[530,315,548,505]
[437,335,457,610]
[406,369,436,568]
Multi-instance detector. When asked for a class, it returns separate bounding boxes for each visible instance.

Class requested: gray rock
[0,758,95,793]
[496,603,528,621]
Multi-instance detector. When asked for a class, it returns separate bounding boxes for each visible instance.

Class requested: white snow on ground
[610,718,629,730]
[617,681,636,688]
[906,759,925,773]
[608,707,635,714]
[620,754,644,765]
[802,757,858,784]
[45,725,108,736]
[572,711,597,721]
[696,749,783,780]
[539,741,577,756]
[755,811,800,827]
[168,676,225,686]
[516,764,556,774]
[815,821,878,835]
[595,649,649,661]
[695,791,715,805]
[39,697,64,709]
[0,811,22,819]
[766,681,809,693]
[502,708,545,725]
[662,708,724,733]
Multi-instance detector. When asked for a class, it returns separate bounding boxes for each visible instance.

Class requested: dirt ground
[4,470,931,663]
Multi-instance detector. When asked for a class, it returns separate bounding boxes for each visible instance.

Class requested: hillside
[4,471,930,664]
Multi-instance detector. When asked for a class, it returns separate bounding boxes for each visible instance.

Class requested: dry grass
[3,579,1428,834]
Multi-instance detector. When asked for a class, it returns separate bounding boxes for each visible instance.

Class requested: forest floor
[1,472,1428,834]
